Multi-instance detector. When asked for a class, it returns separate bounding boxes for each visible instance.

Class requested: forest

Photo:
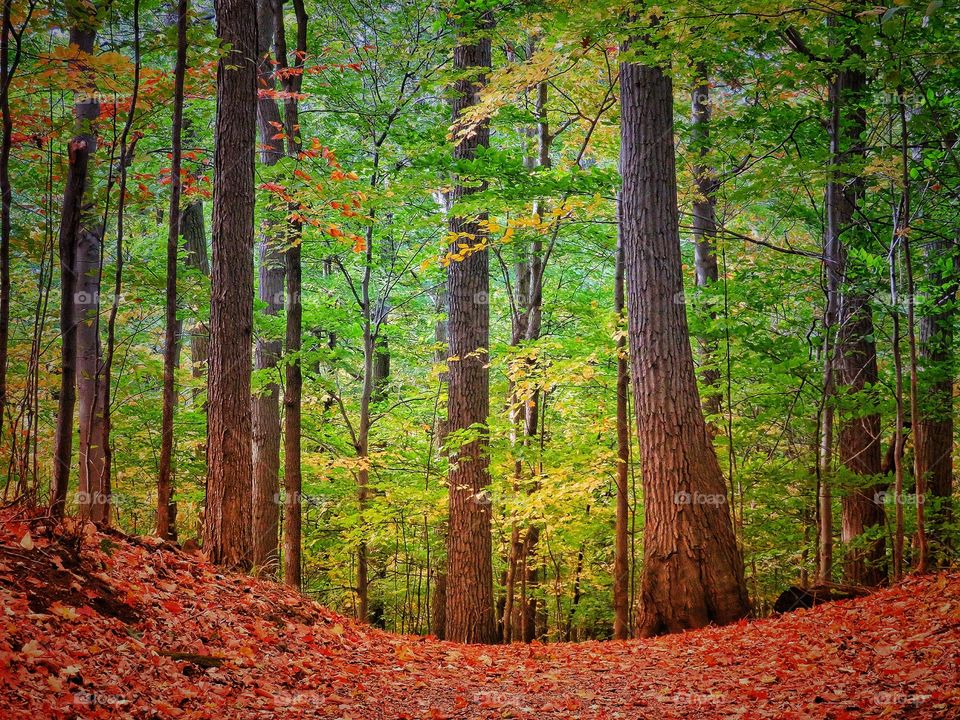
[0,0,959,675]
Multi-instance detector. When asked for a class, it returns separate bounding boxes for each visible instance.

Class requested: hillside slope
[1,511,958,719]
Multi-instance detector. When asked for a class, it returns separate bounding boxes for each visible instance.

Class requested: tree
[824,15,885,588]
[158,0,188,541]
[204,0,257,568]
[278,0,308,590]
[619,39,749,636]
[612,212,630,640]
[444,8,497,645]
[50,5,100,518]
[250,0,286,572]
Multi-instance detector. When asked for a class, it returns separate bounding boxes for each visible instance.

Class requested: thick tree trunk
[204,0,257,569]
[158,0,188,541]
[250,0,285,572]
[825,59,885,587]
[444,12,497,645]
[837,295,885,586]
[619,55,749,637]
[51,20,99,517]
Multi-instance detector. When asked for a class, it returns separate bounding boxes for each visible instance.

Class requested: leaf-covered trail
[1,513,958,719]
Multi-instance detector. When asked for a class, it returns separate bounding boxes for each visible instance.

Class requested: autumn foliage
[1,510,958,719]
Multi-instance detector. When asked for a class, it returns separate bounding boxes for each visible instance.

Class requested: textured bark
[51,19,99,517]
[75,221,107,521]
[444,12,497,645]
[158,0,188,541]
[68,12,107,523]
[824,50,885,587]
[204,0,257,569]
[51,139,87,516]
[278,0,306,590]
[612,221,630,640]
[431,572,446,640]
[619,56,749,637]
[837,295,885,586]
[283,235,302,589]
[250,0,285,572]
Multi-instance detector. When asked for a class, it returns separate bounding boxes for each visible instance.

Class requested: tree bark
[158,0,187,541]
[612,214,630,640]
[250,0,285,573]
[619,53,749,637]
[278,0,306,590]
[51,17,99,518]
[444,10,497,644]
[204,0,257,569]
[75,217,107,520]
[825,51,885,588]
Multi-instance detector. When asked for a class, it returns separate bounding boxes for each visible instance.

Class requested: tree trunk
[75,221,107,520]
[204,0,257,569]
[250,0,285,572]
[278,0,307,590]
[612,216,630,640]
[691,71,721,420]
[158,0,188,541]
[51,19,99,518]
[619,53,749,637]
[825,55,885,588]
[431,572,446,639]
[444,11,497,645]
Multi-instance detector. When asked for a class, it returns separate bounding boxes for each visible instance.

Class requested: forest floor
[0,511,958,720]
